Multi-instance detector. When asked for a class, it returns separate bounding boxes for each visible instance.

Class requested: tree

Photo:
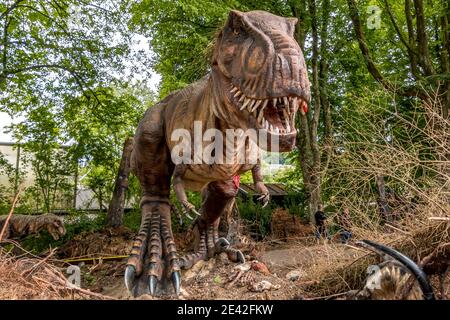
[346,0,449,117]
[107,136,134,228]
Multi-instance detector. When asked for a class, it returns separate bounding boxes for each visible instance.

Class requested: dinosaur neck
[199,69,258,166]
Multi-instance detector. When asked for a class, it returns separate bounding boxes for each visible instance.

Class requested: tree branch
[405,0,420,79]
[347,0,428,100]
[413,0,436,75]
[1,12,10,71]
[0,0,25,21]
[383,0,417,55]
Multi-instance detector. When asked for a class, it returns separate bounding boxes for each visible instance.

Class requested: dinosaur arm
[251,163,270,207]
[173,164,200,218]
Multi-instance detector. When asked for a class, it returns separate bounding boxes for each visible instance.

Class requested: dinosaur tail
[360,239,435,300]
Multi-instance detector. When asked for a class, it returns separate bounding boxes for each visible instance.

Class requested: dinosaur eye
[233,28,239,36]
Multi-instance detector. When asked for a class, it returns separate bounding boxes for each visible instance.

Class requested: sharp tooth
[283,108,289,123]
[274,127,279,133]
[261,99,268,110]
[240,104,246,111]
[231,87,238,93]
[286,119,291,132]
[247,99,255,112]
[242,98,251,109]
[234,90,241,98]
[251,100,262,112]
[257,108,264,124]
[290,97,297,115]
[283,97,289,107]
[273,98,277,107]
[239,95,245,103]
[269,124,274,132]
[265,120,269,129]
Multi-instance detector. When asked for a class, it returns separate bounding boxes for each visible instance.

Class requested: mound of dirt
[270,209,313,241]
[58,227,135,258]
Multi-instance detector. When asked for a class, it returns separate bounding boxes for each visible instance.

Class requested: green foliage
[129,0,294,97]
[237,196,274,238]
[122,209,142,232]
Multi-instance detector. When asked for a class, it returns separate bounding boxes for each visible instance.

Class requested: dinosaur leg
[124,105,180,297]
[180,180,245,269]
[125,199,180,296]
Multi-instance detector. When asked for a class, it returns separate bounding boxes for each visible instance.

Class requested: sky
[0,34,161,143]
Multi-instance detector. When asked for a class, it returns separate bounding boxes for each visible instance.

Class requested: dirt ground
[61,229,361,300]
[2,209,448,300]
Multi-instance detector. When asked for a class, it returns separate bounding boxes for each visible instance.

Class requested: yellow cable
[63,255,128,263]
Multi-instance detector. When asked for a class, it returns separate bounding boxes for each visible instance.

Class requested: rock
[251,260,270,275]
[286,270,303,281]
[184,260,206,280]
[234,262,251,272]
[218,252,229,265]
[180,287,190,298]
[200,259,215,277]
[250,280,280,292]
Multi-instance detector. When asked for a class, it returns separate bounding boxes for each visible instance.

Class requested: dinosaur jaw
[228,83,307,137]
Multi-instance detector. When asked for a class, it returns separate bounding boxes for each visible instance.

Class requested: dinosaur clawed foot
[124,202,181,297]
[179,223,245,270]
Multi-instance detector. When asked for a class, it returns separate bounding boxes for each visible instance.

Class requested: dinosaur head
[45,215,66,240]
[211,10,310,152]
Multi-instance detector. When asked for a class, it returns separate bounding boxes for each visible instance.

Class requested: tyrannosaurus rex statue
[124,10,310,297]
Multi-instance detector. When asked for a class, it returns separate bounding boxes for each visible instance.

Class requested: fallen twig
[0,186,23,241]
[428,217,450,221]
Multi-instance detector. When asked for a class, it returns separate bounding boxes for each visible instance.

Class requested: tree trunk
[107,137,134,228]
[293,0,331,223]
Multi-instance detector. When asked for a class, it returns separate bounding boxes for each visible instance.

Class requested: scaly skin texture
[124,10,311,297]
[0,214,66,240]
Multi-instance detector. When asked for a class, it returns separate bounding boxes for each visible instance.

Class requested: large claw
[172,271,181,296]
[257,193,270,208]
[149,275,158,296]
[191,207,201,216]
[236,250,246,263]
[124,265,136,293]
[215,237,230,252]
[182,200,201,218]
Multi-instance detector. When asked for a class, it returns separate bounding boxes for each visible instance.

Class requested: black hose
[361,239,435,300]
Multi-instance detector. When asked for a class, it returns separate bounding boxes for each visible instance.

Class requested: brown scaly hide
[0,214,66,240]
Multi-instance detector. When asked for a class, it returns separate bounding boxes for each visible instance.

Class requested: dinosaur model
[350,240,435,300]
[124,10,310,297]
[0,213,66,241]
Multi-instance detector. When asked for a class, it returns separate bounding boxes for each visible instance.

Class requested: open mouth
[229,84,307,135]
